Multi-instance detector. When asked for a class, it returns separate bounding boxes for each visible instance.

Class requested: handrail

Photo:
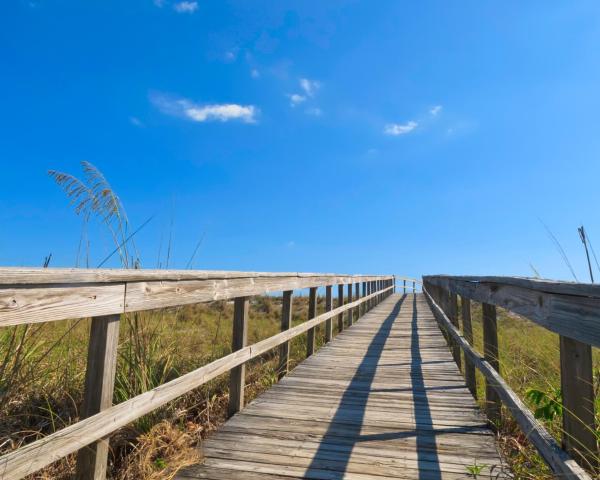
[0,269,395,480]
[0,268,391,327]
[423,274,598,477]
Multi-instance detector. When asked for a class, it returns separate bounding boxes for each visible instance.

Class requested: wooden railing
[0,268,396,480]
[423,275,599,480]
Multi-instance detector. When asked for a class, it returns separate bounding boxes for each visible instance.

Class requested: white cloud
[384,121,418,136]
[154,0,165,6]
[150,93,257,123]
[288,93,306,106]
[129,116,144,127]
[286,241,296,248]
[251,69,260,79]
[305,107,322,116]
[430,105,443,116]
[299,78,320,97]
[173,1,198,13]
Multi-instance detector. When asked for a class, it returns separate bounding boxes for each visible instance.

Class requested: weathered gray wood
[482,303,501,427]
[0,287,393,480]
[412,281,416,293]
[278,291,293,380]
[325,286,333,343]
[229,297,249,417]
[448,293,462,370]
[347,284,353,326]
[354,283,360,322]
[0,271,392,327]
[424,287,592,480]
[337,285,344,332]
[75,314,121,480]
[361,282,366,316]
[423,275,600,347]
[307,287,317,357]
[560,336,597,471]
[461,296,476,397]
[177,293,509,480]
[403,279,406,293]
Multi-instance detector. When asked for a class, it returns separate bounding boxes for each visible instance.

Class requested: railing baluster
[228,296,248,417]
[325,286,333,342]
[337,284,345,332]
[347,283,353,325]
[75,314,121,480]
[278,290,293,380]
[307,287,317,356]
[461,296,476,397]
[560,336,597,470]
[361,281,367,316]
[482,302,501,426]
[403,279,406,294]
[354,282,360,322]
[448,293,462,370]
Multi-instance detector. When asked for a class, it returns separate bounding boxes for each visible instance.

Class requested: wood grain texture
[177,293,508,480]
[278,291,293,380]
[0,271,393,327]
[423,275,600,347]
[75,314,121,480]
[229,297,249,417]
[325,286,332,343]
[307,287,317,357]
[460,297,476,397]
[560,336,597,470]
[482,303,501,426]
[424,286,591,480]
[0,286,393,480]
[337,285,344,332]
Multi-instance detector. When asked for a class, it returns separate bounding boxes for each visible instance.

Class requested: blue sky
[2,1,600,281]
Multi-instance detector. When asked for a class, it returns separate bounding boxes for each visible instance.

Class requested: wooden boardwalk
[177,293,506,480]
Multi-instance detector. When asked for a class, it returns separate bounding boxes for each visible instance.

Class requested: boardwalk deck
[177,293,507,480]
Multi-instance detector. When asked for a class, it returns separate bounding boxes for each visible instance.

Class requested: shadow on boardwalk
[304,294,444,479]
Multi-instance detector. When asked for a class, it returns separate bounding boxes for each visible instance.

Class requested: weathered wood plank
[75,314,121,480]
[229,297,249,417]
[460,297,476,397]
[278,291,293,380]
[307,287,317,357]
[424,286,591,480]
[325,286,332,343]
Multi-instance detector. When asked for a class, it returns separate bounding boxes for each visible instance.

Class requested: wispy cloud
[299,78,320,97]
[305,107,322,116]
[150,92,258,123]
[250,69,260,79]
[384,121,418,136]
[129,116,144,127]
[430,105,443,116]
[288,93,306,106]
[173,1,198,13]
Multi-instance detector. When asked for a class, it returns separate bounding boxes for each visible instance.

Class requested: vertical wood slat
[278,290,293,380]
[461,296,477,397]
[361,282,367,316]
[325,286,333,343]
[354,283,360,322]
[347,283,353,325]
[306,287,317,356]
[448,293,462,370]
[482,302,501,426]
[403,279,406,294]
[560,336,597,470]
[228,297,249,417]
[75,314,121,480]
[337,285,345,332]
[412,281,416,293]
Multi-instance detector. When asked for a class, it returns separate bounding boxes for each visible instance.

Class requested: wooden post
[560,336,597,470]
[448,293,462,370]
[228,296,248,417]
[347,283,353,325]
[461,296,476,397]
[361,282,367,316]
[278,290,293,380]
[307,287,317,356]
[75,314,121,480]
[482,303,501,426]
[325,286,333,343]
[403,279,406,294]
[337,285,344,332]
[412,281,416,293]
[354,283,360,322]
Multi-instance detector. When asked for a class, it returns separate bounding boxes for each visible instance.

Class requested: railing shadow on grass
[303,294,474,479]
